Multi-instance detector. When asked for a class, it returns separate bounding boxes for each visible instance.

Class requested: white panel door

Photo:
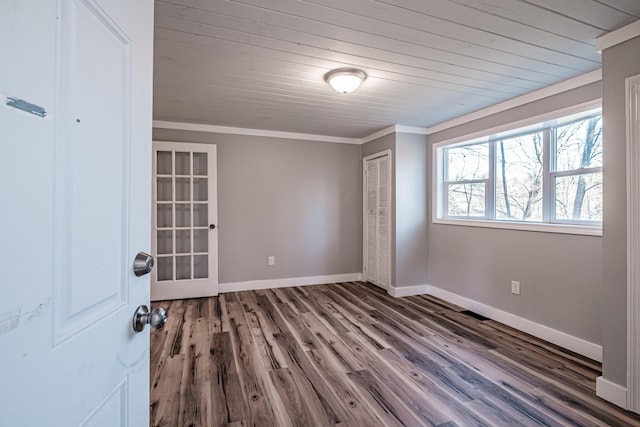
[363,152,392,290]
[151,141,219,301]
[0,0,154,425]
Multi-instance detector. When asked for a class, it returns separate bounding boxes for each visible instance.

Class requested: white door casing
[626,73,640,414]
[151,141,219,301]
[0,0,154,425]
[363,151,392,290]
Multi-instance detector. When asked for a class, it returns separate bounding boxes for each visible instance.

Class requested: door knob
[132,305,167,332]
[133,252,154,276]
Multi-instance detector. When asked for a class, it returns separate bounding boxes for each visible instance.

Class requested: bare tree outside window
[445,144,488,217]
[554,116,603,221]
[438,109,602,227]
[496,132,544,221]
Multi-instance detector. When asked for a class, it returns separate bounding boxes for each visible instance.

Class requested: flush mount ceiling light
[324,68,367,94]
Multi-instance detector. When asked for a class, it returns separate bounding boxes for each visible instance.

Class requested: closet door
[376,154,391,288]
[152,142,218,300]
[364,151,391,290]
[366,159,379,283]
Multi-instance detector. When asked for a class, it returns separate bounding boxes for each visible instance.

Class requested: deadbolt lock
[133,252,154,276]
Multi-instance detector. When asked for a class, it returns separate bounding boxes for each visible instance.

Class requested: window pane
[495,133,544,221]
[447,183,485,217]
[555,172,602,221]
[555,115,602,171]
[445,144,488,181]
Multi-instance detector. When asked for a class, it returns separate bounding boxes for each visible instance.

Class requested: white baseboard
[596,376,628,409]
[389,283,602,362]
[219,273,362,293]
[388,284,430,298]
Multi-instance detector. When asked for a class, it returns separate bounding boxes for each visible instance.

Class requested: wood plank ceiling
[153,0,640,138]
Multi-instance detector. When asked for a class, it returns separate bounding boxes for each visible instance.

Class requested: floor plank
[151,281,640,426]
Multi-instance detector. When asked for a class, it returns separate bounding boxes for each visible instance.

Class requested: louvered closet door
[152,141,218,301]
[366,159,379,283]
[376,155,391,288]
[364,153,391,290]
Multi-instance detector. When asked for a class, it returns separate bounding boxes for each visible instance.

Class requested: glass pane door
[151,142,218,300]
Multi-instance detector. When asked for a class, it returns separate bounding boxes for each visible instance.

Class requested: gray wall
[427,82,604,344]
[153,129,362,284]
[601,36,640,386]
[395,133,429,287]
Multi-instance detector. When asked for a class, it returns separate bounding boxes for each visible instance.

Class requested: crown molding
[426,69,602,135]
[596,19,640,53]
[152,120,362,145]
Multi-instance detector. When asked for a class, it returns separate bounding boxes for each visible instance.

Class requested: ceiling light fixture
[324,68,367,94]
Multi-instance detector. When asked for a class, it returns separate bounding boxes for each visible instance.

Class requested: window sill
[432,218,602,236]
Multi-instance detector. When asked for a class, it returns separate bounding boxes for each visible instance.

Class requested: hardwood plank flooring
[150,281,640,426]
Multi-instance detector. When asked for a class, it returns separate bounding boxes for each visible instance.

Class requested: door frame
[151,141,219,301]
[626,73,640,413]
[362,149,392,290]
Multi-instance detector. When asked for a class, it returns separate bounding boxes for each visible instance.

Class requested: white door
[151,141,219,301]
[364,151,392,290]
[0,0,154,425]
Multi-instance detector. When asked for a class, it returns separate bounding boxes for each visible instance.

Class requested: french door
[151,142,218,300]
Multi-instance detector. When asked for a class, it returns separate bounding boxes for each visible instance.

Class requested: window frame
[433,101,602,236]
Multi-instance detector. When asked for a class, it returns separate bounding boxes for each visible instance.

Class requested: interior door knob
[132,305,167,332]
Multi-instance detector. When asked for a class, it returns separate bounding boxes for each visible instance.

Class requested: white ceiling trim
[425,69,602,135]
[596,19,640,53]
[360,125,396,144]
[153,120,362,144]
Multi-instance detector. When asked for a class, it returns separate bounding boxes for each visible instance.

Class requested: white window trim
[432,100,603,236]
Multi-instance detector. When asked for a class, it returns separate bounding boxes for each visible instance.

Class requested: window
[436,108,602,232]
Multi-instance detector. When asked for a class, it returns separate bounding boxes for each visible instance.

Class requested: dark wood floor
[150,281,640,426]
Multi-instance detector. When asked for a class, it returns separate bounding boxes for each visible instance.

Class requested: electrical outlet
[511,280,521,295]
[268,256,275,266]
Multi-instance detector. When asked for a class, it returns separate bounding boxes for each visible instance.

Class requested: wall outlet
[268,256,275,266]
[511,280,521,295]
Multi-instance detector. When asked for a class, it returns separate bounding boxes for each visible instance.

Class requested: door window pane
[175,152,190,175]
[157,203,172,228]
[176,256,191,280]
[175,178,190,201]
[157,230,173,255]
[193,203,208,227]
[193,229,208,253]
[157,256,173,281]
[193,152,207,176]
[156,178,172,201]
[175,203,191,227]
[157,151,172,175]
[194,255,208,279]
[193,178,207,201]
[176,230,191,254]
